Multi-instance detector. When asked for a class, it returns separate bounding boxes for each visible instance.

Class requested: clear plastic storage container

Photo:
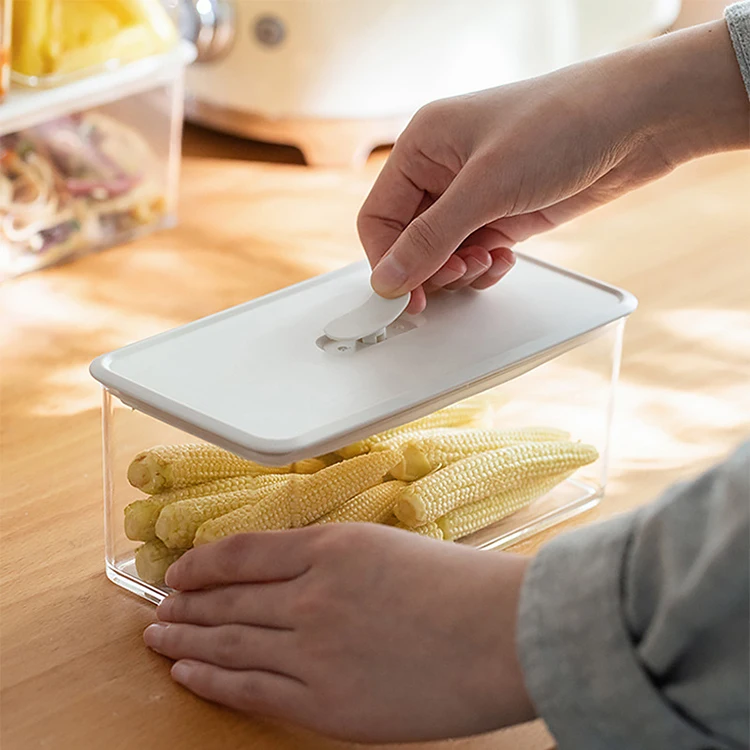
[0,41,194,281]
[91,256,636,604]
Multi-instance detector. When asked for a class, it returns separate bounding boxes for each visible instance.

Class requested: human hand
[359,19,749,313]
[143,524,534,743]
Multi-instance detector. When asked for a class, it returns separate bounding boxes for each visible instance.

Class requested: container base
[460,478,602,550]
[106,560,170,604]
[107,477,603,604]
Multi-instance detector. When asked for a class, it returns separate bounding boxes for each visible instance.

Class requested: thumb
[370,168,490,298]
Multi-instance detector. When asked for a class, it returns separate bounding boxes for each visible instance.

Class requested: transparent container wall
[460,319,624,549]
[0,75,183,281]
[103,319,625,603]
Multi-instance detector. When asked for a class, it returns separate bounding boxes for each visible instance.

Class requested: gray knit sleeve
[726,1,750,97]
[517,441,750,750]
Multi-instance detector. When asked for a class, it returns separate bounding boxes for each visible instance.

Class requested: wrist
[624,20,750,163]
[485,553,537,727]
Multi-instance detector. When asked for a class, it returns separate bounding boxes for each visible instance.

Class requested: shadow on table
[182,124,392,168]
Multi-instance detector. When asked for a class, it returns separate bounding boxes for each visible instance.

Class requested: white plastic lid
[90,255,637,464]
[0,42,196,137]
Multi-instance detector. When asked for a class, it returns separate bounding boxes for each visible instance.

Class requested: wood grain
[1,4,747,748]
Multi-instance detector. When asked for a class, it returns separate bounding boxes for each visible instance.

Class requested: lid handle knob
[323,291,410,344]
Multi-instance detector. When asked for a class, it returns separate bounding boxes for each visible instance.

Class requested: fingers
[442,247,492,291]
[357,140,454,269]
[405,286,427,315]
[370,166,491,298]
[471,247,517,290]
[422,255,468,293]
[170,659,307,718]
[144,622,294,671]
[165,529,314,591]
[357,156,426,269]
[157,582,294,629]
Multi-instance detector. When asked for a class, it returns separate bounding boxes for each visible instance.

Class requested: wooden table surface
[2,9,749,750]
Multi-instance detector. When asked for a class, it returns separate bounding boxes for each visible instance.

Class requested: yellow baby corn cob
[314,480,407,525]
[391,426,570,481]
[134,540,185,585]
[396,521,445,540]
[194,449,402,545]
[337,398,494,459]
[338,398,493,458]
[292,457,328,473]
[437,473,571,541]
[292,453,342,473]
[155,481,288,549]
[123,474,290,542]
[127,443,291,494]
[395,441,598,528]
[374,427,459,452]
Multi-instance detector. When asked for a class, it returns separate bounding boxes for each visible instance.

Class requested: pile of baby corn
[124,396,598,584]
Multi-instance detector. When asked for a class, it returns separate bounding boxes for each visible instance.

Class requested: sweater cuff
[516,513,710,750]
[726,1,750,98]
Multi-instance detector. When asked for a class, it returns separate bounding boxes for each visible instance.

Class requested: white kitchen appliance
[178,0,681,166]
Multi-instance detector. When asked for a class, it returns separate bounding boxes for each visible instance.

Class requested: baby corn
[292,454,342,473]
[123,474,290,542]
[395,441,598,527]
[315,480,407,525]
[127,443,291,494]
[134,540,185,585]
[391,426,570,481]
[154,482,287,549]
[437,473,571,541]
[194,449,401,544]
[396,521,444,540]
[337,399,494,459]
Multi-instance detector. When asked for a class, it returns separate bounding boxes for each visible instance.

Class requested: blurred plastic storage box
[0,41,195,281]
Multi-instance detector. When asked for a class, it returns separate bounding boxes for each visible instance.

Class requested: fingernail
[144,623,167,650]
[371,255,408,295]
[172,661,196,683]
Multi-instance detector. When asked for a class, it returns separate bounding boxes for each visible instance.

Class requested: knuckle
[413,98,455,129]
[406,215,443,262]
[215,534,251,576]
[293,582,329,622]
[214,626,243,663]
[239,673,264,709]
[413,101,441,126]
[309,523,365,560]
[214,586,241,616]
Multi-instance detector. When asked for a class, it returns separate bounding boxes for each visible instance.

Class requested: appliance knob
[253,15,286,47]
[178,0,235,63]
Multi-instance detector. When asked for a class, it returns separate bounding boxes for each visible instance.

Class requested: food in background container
[0,0,10,101]
[0,112,166,268]
[11,0,177,86]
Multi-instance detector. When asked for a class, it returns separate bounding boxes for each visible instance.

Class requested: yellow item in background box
[11,0,176,83]
[0,0,10,101]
